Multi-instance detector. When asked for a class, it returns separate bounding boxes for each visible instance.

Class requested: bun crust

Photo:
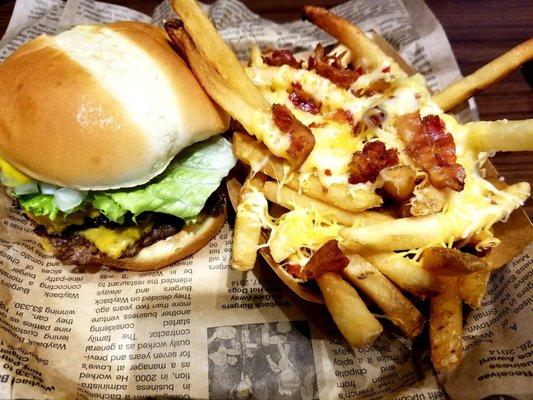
[0,22,229,190]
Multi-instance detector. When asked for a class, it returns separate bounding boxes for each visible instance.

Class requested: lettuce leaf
[92,194,126,223]
[18,195,60,221]
[97,136,236,222]
[16,136,236,223]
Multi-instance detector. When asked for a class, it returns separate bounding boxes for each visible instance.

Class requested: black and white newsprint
[0,0,530,399]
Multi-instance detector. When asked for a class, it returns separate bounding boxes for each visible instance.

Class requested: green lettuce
[92,194,126,223]
[16,136,236,223]
[18,195,59,221]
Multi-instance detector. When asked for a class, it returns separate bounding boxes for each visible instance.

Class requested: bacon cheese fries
[167,0,533,371]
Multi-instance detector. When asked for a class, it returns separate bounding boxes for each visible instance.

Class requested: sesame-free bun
[0,21,229,190]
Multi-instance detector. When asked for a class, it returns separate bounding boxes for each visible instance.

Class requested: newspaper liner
[0,0,531,399]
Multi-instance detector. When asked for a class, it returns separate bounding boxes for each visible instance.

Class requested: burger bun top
[0,21,229,190]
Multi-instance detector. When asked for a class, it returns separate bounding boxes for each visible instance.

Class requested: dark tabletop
[0,0,532,216]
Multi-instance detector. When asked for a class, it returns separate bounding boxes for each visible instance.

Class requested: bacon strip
[289,82,321,114]
[396,112,465,191]
[308,44,362,89]
[263,49,302,68]
[288,240,349,280]
[348,141,399,184]
[272,104,315,167]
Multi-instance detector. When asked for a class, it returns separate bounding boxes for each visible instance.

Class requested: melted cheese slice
[25,211,88,234]
[0,156,32,187]
[79,224,152,259]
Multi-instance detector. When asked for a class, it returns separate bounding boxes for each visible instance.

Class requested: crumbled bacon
[272,104,299,132]
[382,66,391,73]
[289,82,321,114]
[353,79,391,97]
[369,114,384,126]
[329,109,362,134]
[288,240,349,280]
[348,141,399,184]
[286,263,302,278]
[307,44,362,89]
[396,112,465,191]
[307,43,344,70]
[330,109,354,125]
[262,49,302,68]
[272,104,315,164]
[308,121,326,129]
[314,63,361,89]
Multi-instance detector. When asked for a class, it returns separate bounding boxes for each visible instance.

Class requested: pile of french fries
[166,0,533,371]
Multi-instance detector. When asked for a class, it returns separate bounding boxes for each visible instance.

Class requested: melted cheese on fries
[244,49,529,267]
[246,64,430,187]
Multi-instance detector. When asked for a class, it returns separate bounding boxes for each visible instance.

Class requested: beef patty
[33,189,225,266]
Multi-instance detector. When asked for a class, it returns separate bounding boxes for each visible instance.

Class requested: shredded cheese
[242,48,530,261]
[245,59,431,189]
[268,206,341,266]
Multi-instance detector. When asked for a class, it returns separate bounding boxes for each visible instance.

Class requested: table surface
[0,0,532,217]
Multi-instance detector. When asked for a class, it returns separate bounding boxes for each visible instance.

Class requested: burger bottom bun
[101,202,226,271]
[39,199,226,271]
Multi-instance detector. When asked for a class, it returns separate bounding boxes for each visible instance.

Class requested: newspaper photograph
[0,0,531,399]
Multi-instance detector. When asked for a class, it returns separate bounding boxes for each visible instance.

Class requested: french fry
[228,178,325,303]
[288,173,382,213]
[342,254,425,338]
[303,6,398,72]
[430,278,463,370]
[465,119,533,152]
[262,181,392,227]
[316,272,382,347]
[364,252,444,297]
[341,182,530,251]
[249,45,264,67]
[165,21,314,169]
[231,174,268,271]
[341,213,448,251]
[432,38,533,111]
[471,229,501,253]
[408,180,447,217]
[380,165,416,202]
[421,247,488,276]
[458,269,491,309]
[233,132,382,212]
[171,0,268,109]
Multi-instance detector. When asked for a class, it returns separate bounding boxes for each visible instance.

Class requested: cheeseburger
[0,21,235,270]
